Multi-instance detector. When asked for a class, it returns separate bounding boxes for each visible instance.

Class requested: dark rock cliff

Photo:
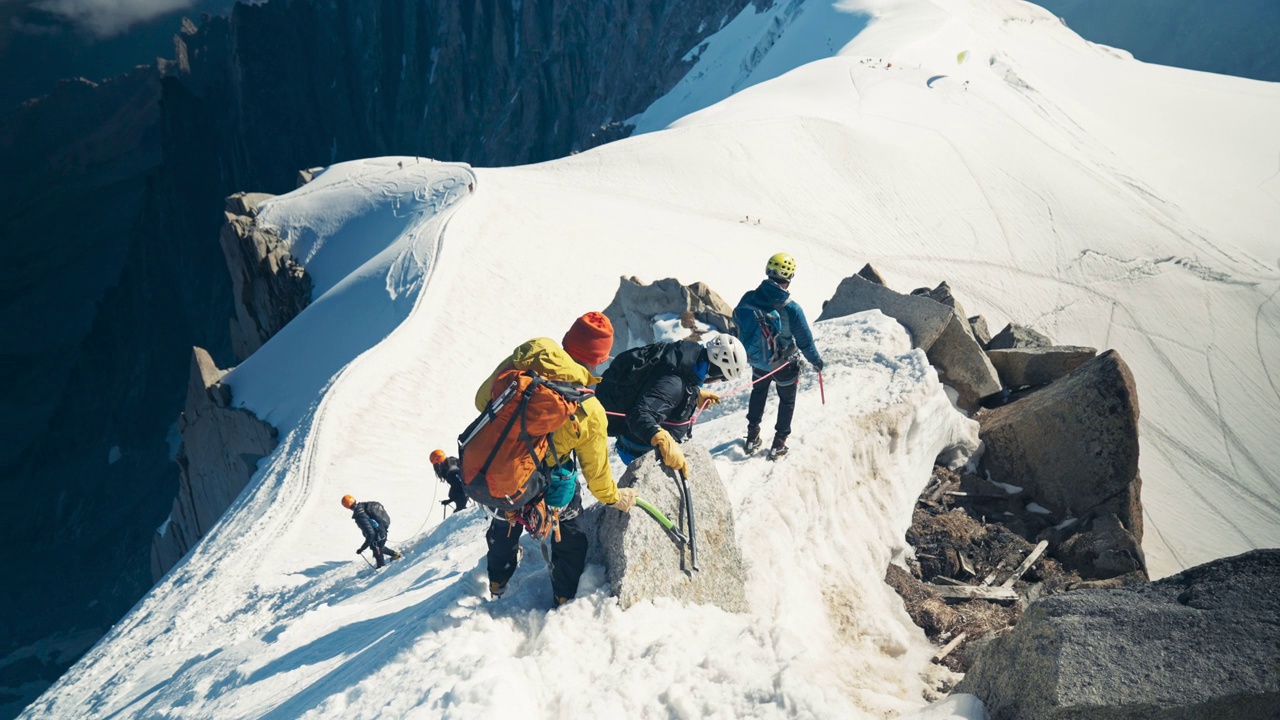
[0,0,752,713]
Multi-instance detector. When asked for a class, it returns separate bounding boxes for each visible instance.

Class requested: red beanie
[562,312,614,366]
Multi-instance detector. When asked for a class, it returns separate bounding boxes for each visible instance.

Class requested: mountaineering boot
[555,596,570,607]
[744,425,763,454]
[489,547,523,599]
[386,549,402,561]
[767,435,789,461]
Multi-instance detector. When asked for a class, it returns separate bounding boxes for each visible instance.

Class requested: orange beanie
[562,312,614,366]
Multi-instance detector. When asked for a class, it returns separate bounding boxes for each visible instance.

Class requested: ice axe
[636,497,689,548]
[672,469,699,572]
[818,370,826,405]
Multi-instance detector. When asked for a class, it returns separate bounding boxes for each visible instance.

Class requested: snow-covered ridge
[23,0,1280,716]
[25,305,979,717]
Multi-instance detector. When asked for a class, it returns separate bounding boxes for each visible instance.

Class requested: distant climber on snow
[733,252,825,461]
[595,334,749,472]
[459,312,637,606]
[342,494,401,568]
[430,449,468,513]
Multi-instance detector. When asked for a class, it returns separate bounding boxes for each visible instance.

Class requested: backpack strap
[475,382,537,491]
[752,308,782,365]
[457,378,521,449]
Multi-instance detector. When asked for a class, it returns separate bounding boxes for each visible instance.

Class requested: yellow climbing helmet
[766,252,796,281]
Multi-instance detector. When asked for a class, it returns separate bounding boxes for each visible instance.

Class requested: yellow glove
[698,388,722,407]
[650,429,688,475]
[609,487,638,513]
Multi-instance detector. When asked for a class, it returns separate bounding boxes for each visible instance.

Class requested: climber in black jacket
[430,449,468,513]
[600,334,750,472]
[341,494,401,568]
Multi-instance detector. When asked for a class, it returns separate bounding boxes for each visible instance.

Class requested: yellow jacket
[474,337,619,505]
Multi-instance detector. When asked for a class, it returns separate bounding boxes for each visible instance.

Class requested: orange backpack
[457,369,589,512]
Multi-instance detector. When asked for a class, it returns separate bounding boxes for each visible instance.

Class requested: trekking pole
[635,497,689,547]
[818,370,826,405]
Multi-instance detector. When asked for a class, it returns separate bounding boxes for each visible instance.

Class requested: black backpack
[365,501,391,528]
[595,343,671,437]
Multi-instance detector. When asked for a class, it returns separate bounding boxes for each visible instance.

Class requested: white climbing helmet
[704,334,749,383]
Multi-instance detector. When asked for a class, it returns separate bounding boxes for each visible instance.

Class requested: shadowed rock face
[956,549,1280,720]
[0,0,750,707]
[219,193,312,362]
[151,348,277,578]
[979,350,1144,569]
[170,0,756,188]
[987,346,1097,389]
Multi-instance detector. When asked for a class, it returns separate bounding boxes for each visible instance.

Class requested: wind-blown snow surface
[23,0,1280,717]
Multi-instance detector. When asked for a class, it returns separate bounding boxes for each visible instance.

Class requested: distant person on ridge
[595,334,750,472]
[430,449,468,513]
[342,494,402,568]
[470,312,637,605]
[733,252,824,460]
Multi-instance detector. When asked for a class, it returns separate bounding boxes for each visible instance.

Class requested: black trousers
[370,529,393,567]
[746,363,800,438]
[486,512,589,600]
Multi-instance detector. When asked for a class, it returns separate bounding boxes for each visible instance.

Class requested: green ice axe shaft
[636,497,689,546]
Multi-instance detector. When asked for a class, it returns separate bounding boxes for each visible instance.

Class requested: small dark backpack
[594,343,672,437]
[366,501,391,528]
[734,300,788,368]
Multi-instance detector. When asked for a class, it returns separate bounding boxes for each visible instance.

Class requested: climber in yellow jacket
[474,312,637,605]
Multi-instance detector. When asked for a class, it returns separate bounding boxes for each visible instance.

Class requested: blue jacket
[734,279,822,372]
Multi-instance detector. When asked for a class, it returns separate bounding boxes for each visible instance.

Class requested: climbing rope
[385,469,441,545]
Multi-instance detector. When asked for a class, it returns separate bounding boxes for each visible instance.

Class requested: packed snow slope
[23,0,1280,717]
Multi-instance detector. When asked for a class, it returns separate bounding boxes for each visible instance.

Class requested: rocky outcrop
[820,273,1000,410]
[916,281,968,328]
[152,194,304,574]
[928,315,1003,410]
[602,276,737,353]
[1054,513,1145,579]
[857,262,887,285]
[956,549,1280,720]
[151,347,276,579]
[978,350,1144,577]
[220,193,312,361]
[598,445,748,612]
[986,346,1097,389]
[988,323,1053,350]
[969,315,993,348]
[820,273,954,347]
